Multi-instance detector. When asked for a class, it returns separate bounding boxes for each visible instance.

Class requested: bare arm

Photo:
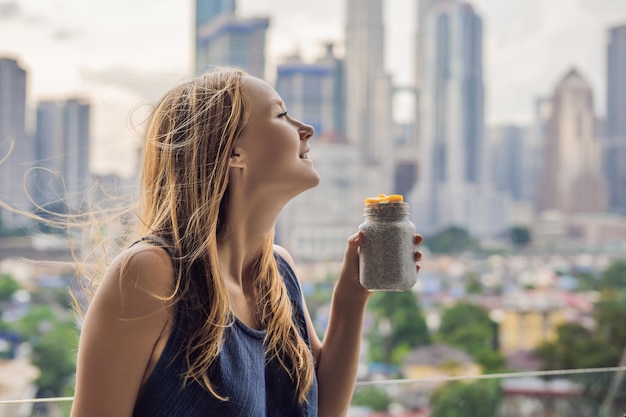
[70,244,175,417]
[278,232,423,417]
[311,232,370,417]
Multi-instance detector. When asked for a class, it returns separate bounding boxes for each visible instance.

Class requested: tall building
[415,0,438,148]
[33,98,91,213]
[488,125,526,202]
[537,69,608,214]
[0,57,30,229]
[275,44,345,138]
[410,1,506,237]
[526,97,551,206]
[195,0,235,28]
[344,0,393,167]
[194,0,269,79]
[605,23,626,215]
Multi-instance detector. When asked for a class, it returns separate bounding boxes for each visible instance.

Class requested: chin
[289,173,320,199]
[307,171,321,189]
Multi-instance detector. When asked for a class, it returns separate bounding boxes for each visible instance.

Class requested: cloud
[51,27,82,41]
[79,67,187,101]
[0,1,20,19]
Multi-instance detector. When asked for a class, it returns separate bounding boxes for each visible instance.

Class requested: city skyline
[0,0,625,177]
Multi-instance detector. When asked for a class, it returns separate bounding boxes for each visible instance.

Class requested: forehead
[242,75,283,109]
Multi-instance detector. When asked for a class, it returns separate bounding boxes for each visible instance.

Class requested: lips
[299,148,310,159]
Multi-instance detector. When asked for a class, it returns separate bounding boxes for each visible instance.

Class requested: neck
[217,189,287,289]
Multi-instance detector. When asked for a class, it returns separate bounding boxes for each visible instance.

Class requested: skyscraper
[605,23,626,215]
[488,125,526,202]
[33,98,91,213]
[526,97,551,207]
[410,1,504,237]
[344,0,392,166]
[414,0,438,148]
[0,57,30,229]
[537,69,608,214]
[195,0,235,29]
[194,0,269,79]
[275,44,345,138]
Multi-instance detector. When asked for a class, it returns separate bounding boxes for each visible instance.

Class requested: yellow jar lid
[364,194,404,204]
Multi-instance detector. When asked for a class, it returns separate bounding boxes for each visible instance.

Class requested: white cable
[355,365,626,386]
[0,396,73,404]
[2,366,626,405]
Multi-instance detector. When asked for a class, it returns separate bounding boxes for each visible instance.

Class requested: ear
[229,147,246,169]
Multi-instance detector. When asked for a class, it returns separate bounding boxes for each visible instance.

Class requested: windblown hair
[137,68,314,403]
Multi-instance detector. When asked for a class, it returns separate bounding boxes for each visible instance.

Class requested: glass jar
[358,195,417,291]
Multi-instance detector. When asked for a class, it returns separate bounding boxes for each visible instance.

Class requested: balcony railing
[1,366,625,417]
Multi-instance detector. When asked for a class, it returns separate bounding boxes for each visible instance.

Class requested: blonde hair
[137,68,314,403]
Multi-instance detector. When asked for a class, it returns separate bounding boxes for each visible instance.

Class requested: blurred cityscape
[1,0,626,416]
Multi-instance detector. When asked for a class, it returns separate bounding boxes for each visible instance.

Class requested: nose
[297,120,314,141]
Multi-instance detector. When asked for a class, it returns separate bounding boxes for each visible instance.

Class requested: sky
[0,0,625,177]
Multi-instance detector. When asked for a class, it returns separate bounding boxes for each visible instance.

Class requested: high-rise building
[414,0,438,148]
[194,0,269,79]
[419,0,484,187]
[344,0,393,167]
[525,97,551,206]
[0,57,30,229]
[488,125,527,202]
[275,44,345,138]
[537,69,608,214]
[195,0,235,29]
[410,1,506,237]
[605,23,626,215]
[33,98,91,213]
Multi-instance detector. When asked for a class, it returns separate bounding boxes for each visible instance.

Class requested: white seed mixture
[358,202,417,291]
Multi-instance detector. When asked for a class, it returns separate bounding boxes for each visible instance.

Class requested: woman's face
[232,75,320,197]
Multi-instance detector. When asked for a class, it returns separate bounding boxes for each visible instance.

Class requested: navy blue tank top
[131,243,318,417]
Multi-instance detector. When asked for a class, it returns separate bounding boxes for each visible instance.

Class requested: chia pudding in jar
[358,194,417,291]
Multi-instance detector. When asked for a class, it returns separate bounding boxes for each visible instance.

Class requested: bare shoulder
[107,242,174,286]
[94,242,176,318]
[273,244,296,269]
[73,241,176,416]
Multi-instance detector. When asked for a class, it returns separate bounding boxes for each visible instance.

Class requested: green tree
[367,291,430,365]
[31,323,79,396]
[425,226,478,254]
[535,323,616,370]
[573,270,599,291]
[464,272,483,295]
[535,298,626,414]
[430,380,501,417]
[9,305,61,338]
[9,304,79,396]
[600,260,626,290]
[595,299,626,348]
[352,386,392,412]
[438,303,505,372]
[509,226,531,247]
[0,274,21,302]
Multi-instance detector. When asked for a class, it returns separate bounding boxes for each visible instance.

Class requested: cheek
[248,143,289,173]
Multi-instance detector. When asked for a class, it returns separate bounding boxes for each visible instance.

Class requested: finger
[414,250,423,262]
[414,234,424,245]
[416,264,421,273]
[346,230,364,255]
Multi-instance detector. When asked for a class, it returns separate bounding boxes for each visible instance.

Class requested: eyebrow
[269,98,285,108]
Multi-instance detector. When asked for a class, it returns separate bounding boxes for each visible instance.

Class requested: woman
[70,68,423,417]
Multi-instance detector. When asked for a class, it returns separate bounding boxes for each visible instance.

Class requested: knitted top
[131,243,318,417]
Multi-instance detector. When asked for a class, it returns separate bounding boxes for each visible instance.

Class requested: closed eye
[277,111,288,118]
